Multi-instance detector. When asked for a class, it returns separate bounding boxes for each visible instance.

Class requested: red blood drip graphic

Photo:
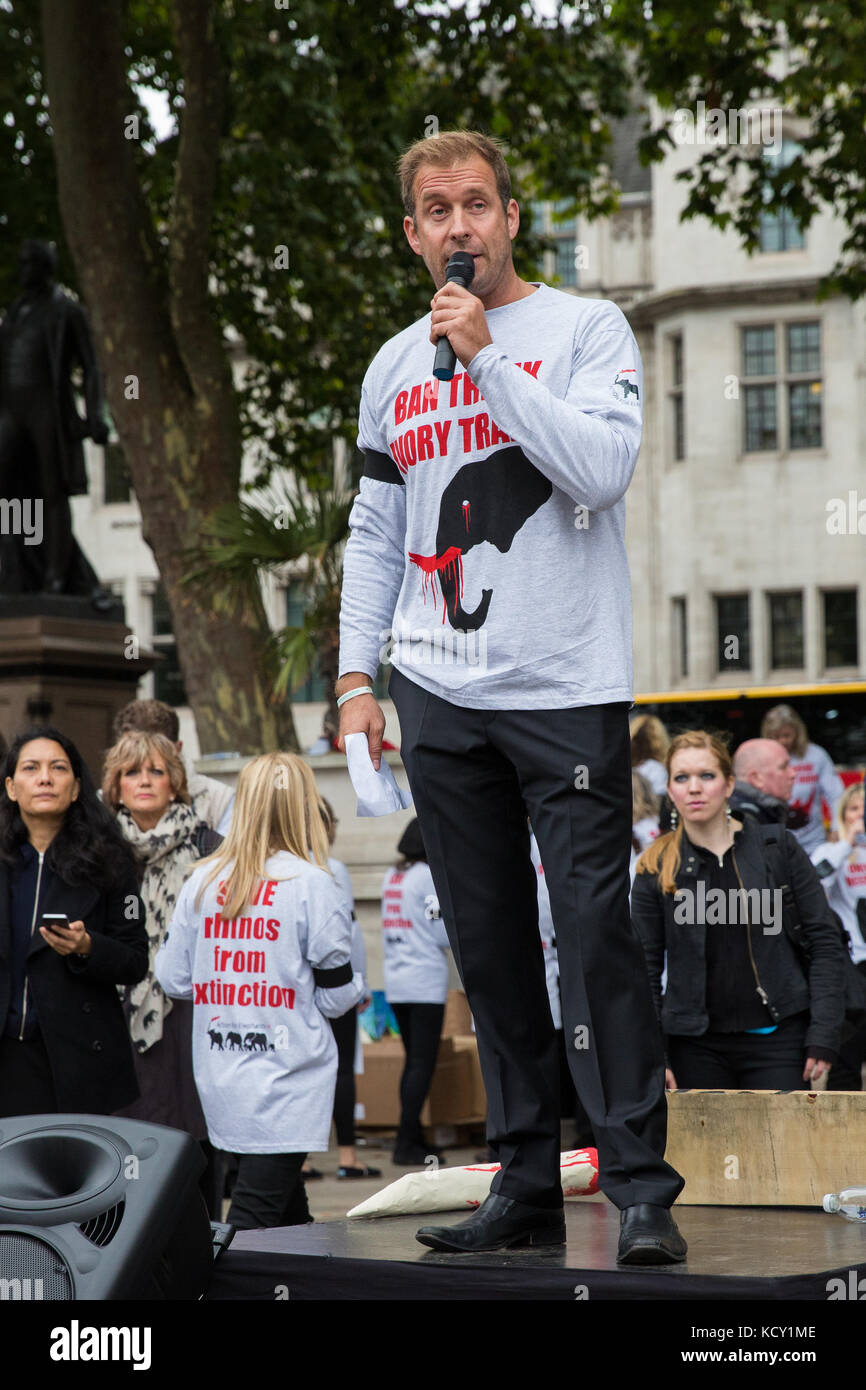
[407,545,464,622]
[462,499,470,531]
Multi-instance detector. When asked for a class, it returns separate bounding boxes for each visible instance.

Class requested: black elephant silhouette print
[208,1028,224,1051]
[226,1031,243,1050]
[407,445,552,630]
[244,1031,268,1051]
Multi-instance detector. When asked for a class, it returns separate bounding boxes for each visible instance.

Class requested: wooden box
[666,1089,866,1206]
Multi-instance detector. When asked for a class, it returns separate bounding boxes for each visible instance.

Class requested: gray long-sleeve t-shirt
[339,282,642,709]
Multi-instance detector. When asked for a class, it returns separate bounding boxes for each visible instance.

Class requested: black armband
[313,961,353,987]
[362,448,405,486]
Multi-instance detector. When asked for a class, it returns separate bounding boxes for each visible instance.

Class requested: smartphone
[853,833,866,848]
[41,914,70,934]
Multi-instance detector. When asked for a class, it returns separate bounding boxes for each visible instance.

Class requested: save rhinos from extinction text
[194,879,295,1008]
[389,362,542,475]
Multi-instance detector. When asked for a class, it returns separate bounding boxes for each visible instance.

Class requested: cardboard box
[354,1038,405,1127]
[666,1089,866,1205]
[426,1037,484,1125]
[355,1033,486,1128]
[442,989,473,1038]
[449,1035,487,1120]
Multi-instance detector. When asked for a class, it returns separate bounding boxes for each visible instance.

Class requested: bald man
[730,738,797,826]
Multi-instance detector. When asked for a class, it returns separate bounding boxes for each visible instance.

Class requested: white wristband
[336,685,374,708]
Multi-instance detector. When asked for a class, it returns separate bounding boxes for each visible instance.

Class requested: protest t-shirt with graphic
[155,851,363,1154]
[811,839,866,965]
[329,854,367,987]
[380,861,450,1004]
[339,283,642,710]
[787,743,845,854]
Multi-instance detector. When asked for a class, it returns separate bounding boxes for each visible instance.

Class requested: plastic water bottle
[823,1187,866,1221]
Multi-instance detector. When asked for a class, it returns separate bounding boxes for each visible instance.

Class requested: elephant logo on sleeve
[407,445,552,630]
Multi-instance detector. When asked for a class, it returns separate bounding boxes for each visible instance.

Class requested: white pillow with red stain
[347,1149,599,1219]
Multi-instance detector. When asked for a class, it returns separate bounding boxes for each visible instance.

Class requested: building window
[759,139,805,252]
[741,321,822,452]
[672,596,688,678]
[742,325,777,451]
[823,590,858,668]
[786,322,822,449]
[103,441,132,504]
[669,333,685,461]
[550,200,578,288]
[715,594,751,672]
[768,591,804,668]
[530,200,578,289]
[285,581,389,702]
[151,582,188,707]
[742,325,776,377]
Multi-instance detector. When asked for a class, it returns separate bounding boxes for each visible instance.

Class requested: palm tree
[187,479,353,744]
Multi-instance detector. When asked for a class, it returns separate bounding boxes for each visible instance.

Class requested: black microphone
[432,250,476,382]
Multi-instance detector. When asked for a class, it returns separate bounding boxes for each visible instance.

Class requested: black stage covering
[207,1202,866,1300]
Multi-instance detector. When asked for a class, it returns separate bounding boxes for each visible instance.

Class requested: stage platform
[206,1202,866,1300]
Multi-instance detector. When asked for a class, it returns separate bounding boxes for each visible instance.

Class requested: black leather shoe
[416,1192,565,1253]
[616,1203,687,1265]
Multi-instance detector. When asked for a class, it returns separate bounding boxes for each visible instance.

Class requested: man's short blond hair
[398,130,512,222]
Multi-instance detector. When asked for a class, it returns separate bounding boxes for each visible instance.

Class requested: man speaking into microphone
[336,130,686,1261]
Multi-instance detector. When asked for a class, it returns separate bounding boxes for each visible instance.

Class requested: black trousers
[391,1001,444,1149]
[226,1151,311,1230]
[330,1008,358,1147]
[666,1012,810,1089]
[825,1022,866,1091]
[0,1032,57,1118]
[388,665,683,1210]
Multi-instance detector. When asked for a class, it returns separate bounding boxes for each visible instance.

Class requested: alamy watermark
[671,101,783,156]
[0,498,42,545]
[674,883,782,934]
[378,625,487,669]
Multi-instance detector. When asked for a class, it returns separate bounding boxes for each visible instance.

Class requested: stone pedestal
[0,596,157,784]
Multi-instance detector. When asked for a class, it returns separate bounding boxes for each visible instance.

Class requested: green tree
[4,0,637,751]
[610,0,866,299]
[189,480,352,742]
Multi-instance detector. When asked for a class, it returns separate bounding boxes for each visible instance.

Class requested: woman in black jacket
[631,730,845,1090]
[0,727,146,1117]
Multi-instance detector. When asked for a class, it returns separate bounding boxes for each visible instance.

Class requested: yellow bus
[633,680,866,778]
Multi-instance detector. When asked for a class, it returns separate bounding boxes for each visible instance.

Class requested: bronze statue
[0,240,112,608]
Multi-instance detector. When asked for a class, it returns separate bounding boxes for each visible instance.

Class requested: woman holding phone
[0,727,146,1118]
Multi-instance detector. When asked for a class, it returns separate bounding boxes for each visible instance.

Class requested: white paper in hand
[346,732,414,817]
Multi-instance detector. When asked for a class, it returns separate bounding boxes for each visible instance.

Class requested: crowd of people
[0,699,367,1230]
[0,694,862,1233]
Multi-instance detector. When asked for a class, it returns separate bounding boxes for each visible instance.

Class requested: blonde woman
[761,704,844,854]
[811,780,866,1089]
[632,730,845,1091]
[632,770,660,852]
[103,732,219,1143]
[155,753,363,1229]
[630,714,670,798]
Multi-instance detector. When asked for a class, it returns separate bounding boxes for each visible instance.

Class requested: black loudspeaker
[0,1114,214,1299]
